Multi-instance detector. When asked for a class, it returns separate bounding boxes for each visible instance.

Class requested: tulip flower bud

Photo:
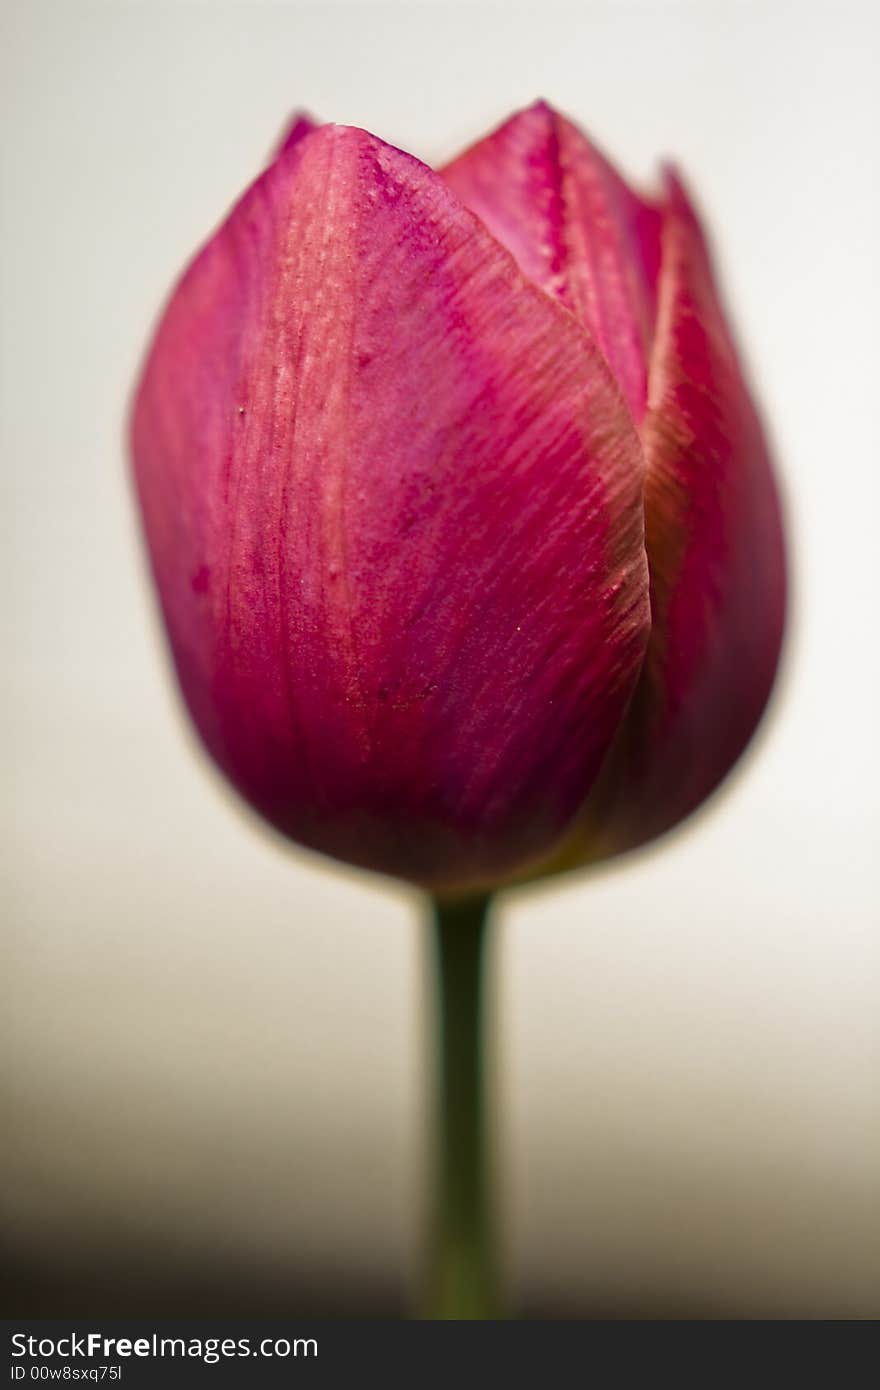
[131,103,785,891]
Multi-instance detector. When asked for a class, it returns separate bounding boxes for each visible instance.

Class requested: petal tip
[272,108,321,161]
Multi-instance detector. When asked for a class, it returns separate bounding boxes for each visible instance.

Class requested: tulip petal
[132,124,650,888]
[566,171,786,862]
[272,109,320,159]
[441,101,662,420]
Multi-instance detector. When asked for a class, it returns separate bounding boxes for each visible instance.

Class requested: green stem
[425,891,495,1319]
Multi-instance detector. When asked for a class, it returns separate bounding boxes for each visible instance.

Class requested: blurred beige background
[3,0,878,1317]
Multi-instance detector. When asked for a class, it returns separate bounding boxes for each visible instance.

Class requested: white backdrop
[3,0,878,1315]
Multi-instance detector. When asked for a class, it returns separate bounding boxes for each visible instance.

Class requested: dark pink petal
[568,170,786,861]
[441,101,662,420]
[131,125,650,890]
[271,109,321,160]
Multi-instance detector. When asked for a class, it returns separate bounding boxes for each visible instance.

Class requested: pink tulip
[131,102,785,891]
